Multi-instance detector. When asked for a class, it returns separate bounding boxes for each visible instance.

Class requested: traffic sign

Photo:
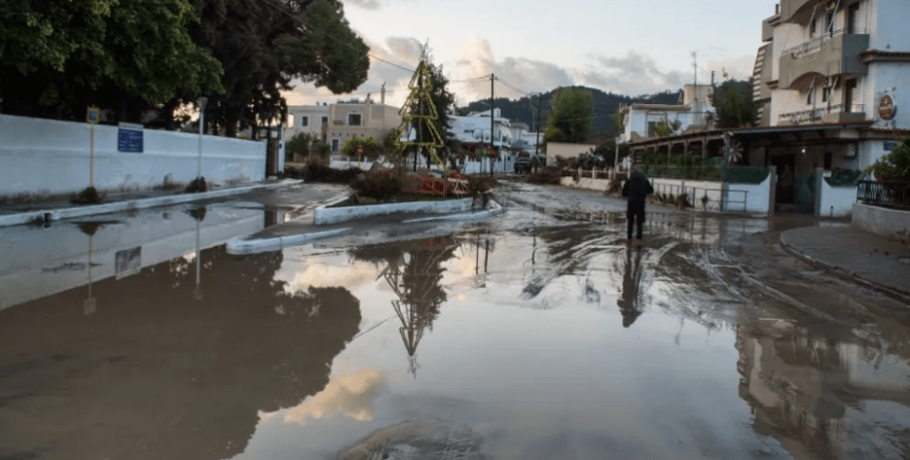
[86,106,100,124]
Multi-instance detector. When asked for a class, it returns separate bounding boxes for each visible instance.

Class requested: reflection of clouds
[282,369,389,425]
[279,261,380,293]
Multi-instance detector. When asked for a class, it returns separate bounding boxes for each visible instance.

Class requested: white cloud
[343,0,382,10]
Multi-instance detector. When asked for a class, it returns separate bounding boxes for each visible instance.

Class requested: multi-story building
[449,108,515,154]
[284,99,402,154]
[619,84,715,144]
[284,104,330,142]
[751,0,910,181]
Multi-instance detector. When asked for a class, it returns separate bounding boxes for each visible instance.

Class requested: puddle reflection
[2,220,909,460]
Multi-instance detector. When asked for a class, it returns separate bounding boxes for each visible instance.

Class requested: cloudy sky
[284,0,779,107]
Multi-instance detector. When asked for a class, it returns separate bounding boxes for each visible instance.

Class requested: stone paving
[781,225,910,299]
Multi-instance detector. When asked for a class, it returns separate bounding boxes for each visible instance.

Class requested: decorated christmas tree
[393,58,445,172]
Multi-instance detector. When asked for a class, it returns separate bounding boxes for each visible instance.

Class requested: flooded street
[1,183,909,460]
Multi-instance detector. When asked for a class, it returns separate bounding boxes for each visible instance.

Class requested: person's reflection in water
[617,247,644,328]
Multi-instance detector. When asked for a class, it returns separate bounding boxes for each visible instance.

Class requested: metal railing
[857,180,910,210]
[783,28,867,58]
[651,182,750,213]
[779,104,866,124]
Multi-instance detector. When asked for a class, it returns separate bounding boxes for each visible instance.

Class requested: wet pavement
[1,182,909,460]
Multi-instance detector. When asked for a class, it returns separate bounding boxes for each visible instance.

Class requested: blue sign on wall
[118,123,144,153]
[884,141,898,152]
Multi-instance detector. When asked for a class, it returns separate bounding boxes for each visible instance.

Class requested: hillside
[461,86,682,137]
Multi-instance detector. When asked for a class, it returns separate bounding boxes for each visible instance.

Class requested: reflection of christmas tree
[351,237,459,376]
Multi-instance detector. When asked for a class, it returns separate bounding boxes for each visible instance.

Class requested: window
[647,121,660,137]
[301,116,309,127]
[810,18,817,37]
[826,12,835,35]
[822,87,831,103]
[331,139,340,152]
[347,113,362,126]
[824,152,833,170]
[848,3,860,34]
[321,116,328,125]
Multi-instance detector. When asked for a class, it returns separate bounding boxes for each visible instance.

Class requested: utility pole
[490,73,495,176]
[535,93,542,173]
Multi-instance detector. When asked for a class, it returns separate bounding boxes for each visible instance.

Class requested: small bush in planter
[71,187,104,205]
[351,173,401,202]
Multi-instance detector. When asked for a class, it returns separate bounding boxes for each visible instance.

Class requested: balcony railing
[779,103,865,124]
[783,28,867,58]
[857,181,910,210]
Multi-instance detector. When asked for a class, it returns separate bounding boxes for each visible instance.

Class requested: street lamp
[196,97,208,180]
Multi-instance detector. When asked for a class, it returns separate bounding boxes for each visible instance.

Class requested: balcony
[779,0,820,25]
[778,30,870,89]
[779,103,866,126]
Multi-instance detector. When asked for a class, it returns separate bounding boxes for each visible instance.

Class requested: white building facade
[747,0,910,212]
[755,0,910,173]
[619,85,715,144]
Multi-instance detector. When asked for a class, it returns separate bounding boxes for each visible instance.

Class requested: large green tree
[0,0,223,121]
[190,0,370,137]
[711,80,757,128]
[544,87,594,144]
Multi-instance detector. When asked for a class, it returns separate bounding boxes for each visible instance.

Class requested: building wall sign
[879,93,897,121]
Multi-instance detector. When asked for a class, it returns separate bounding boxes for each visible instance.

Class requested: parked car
[514,156,543,174]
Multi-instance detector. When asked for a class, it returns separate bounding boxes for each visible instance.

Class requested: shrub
[71,187,103,204]
[185,177,208,193]
[866,137,910,182]
[351,173,401,201]
[302,163,361,184]
[466,175,497,195]
[526,167,562,185]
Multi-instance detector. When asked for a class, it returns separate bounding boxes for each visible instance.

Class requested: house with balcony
[619,84,716,145]
[284,99,402,155]
[745,0,910,212]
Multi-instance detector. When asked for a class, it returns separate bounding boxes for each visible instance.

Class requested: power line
[249,0,416,73]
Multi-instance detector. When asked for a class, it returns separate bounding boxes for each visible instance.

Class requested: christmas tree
[393,59,445,171]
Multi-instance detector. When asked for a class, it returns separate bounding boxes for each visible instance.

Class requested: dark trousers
[627,200,646,239]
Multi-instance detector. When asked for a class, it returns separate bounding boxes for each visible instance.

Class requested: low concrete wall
[852,203,910,238]
[0,114,266,199]
[819,182,857,218]
[314,197,474,225]
[725,174,773,214]
[560,176,610,192]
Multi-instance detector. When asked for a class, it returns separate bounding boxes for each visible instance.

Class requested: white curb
[402,200,504,223]
[0,180,303,228]
[313,197,474,225]
[225,227,352,255]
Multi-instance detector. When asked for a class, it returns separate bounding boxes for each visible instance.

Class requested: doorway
[771,154,796,206]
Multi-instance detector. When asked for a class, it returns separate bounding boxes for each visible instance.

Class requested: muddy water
[2,200,909,460]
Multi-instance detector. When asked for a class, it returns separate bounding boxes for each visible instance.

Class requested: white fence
[0,114,267,199]
[559,170,774,215]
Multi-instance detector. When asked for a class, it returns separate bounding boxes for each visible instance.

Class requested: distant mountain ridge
[463,85,683,137]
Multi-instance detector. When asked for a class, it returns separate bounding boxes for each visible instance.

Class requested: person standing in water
[622,165,654,244]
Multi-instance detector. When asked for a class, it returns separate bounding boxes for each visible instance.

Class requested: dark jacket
[622,171,654,202]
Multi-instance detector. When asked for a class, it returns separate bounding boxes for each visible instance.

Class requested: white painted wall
[726,173,774,214]
[871,0,910,52]
[853,202,910,237]
[0,114,266,199]
[866,62,910,130]
[0,204,266,311]
[818,180,857,217]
